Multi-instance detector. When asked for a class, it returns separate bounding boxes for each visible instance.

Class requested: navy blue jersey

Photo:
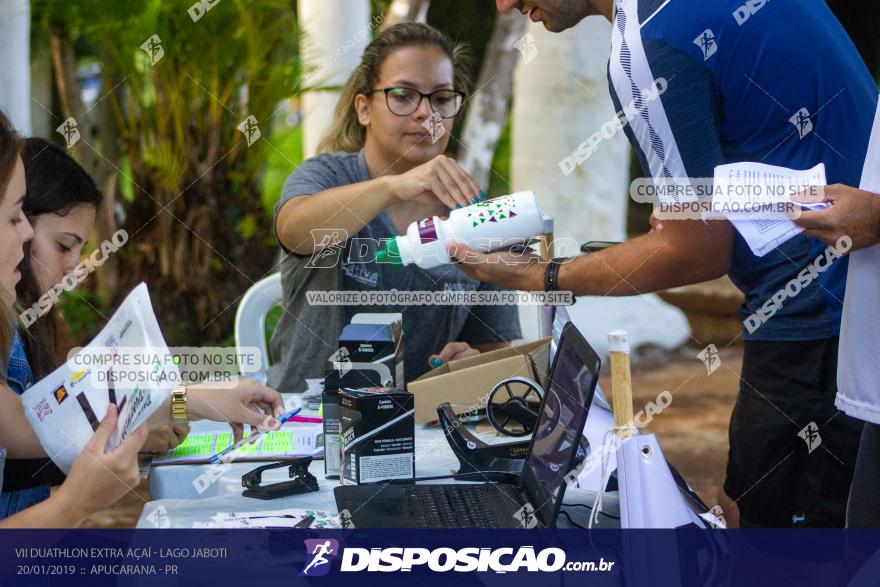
[609,0,878,340]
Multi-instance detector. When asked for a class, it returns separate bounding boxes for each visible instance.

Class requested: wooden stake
[608,330,634,438]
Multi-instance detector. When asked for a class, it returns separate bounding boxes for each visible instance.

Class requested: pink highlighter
[285,415,323,424]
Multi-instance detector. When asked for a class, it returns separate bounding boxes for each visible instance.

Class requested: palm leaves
[33,0,302,342]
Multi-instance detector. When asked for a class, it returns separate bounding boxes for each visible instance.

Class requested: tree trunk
[29,50,53,138]
[458,10,526,190]
[511,18,690,354]
[298,0,372,158]
[0,0,32,134]
[49,24,120,305]
[381,0,429,29]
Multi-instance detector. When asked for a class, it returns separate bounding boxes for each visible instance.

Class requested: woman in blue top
[0,117,287,526]
[0,138,103,517]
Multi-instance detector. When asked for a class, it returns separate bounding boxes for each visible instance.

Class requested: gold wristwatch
[170,385,189,424]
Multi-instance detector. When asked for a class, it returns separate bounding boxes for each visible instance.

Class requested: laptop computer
[333,322,600,528]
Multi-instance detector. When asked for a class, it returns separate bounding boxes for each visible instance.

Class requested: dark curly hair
[16,138,102,378]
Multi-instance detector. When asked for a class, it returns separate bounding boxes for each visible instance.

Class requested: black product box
[324,368,384,391]
[340,387,414,484]
[337,322,404,387]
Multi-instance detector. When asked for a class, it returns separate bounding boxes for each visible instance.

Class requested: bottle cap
[374,238,403,266]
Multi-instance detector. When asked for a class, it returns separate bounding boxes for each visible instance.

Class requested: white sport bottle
[374,191,554,269]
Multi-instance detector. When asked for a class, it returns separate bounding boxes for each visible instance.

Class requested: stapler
[241,457,319,500]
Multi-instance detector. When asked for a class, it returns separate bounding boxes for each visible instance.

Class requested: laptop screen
[549,305,571,364]
[521,323,600,527]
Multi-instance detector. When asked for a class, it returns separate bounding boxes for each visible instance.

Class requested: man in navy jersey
[451,0,878,527]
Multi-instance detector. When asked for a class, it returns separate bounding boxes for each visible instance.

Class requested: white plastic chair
[234,272,282,384]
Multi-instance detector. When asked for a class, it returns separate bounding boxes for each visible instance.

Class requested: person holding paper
[463,0,878,527]
[0,112,287,525]
[0,138,107,516]
[794,182,880,526]
[0,109,148,526]
[794,185,880,252]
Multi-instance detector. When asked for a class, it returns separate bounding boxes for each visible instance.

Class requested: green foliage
[32,0,303,345]
[487,114,512,197]
[261,123,304,219]
[58,290,105,342]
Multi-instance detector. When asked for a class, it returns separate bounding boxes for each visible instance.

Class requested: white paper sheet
[713,162,827,257]
[194,508,341,529]
[21,283,177,472]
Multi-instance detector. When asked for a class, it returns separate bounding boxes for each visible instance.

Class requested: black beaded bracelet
[544,258,564,292]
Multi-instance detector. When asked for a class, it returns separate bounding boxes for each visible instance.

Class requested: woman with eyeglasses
[270,23,521,391]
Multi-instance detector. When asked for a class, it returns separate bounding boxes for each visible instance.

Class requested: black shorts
[724,337,863,528]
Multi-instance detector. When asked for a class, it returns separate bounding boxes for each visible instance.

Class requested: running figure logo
[140,34,165,66]
[697,344,721,375]
[338,509,356,529]
[798,421,822,453]
[514,503,539,528]
[789,108,814,139]
[56,117,80,149]
[301,539,340,576]
[422,112,446,144]
[237,115,261,146]
[514,33,538,65]
[693,29,718,61]
[305,229,348,269]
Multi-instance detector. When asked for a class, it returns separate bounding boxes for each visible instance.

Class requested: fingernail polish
[430,357,443,368]
[455,204,461,209]
[479,191,487,201]
[471,197,478,204]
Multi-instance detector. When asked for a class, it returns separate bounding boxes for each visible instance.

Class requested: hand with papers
[0,404,148,528]
[22,284,286,470]
[793,184,880,251]
[56,404,148,520]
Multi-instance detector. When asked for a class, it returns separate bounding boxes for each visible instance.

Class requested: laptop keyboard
[405,485,503,528]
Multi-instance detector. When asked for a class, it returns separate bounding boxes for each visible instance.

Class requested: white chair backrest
[234,272,282,384]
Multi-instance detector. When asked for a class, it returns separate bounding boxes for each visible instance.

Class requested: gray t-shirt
[268,150,521,389]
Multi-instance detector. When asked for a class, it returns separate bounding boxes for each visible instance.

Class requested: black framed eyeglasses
[368,86,466,119]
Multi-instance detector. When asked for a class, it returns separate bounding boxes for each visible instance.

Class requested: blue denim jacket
[0,332,50,519]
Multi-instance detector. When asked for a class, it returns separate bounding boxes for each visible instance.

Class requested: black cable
[560,510,587,529]
[563,502,620,520]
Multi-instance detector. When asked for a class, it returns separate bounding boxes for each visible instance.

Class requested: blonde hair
[317,23,472,154]
[0,110,22,368]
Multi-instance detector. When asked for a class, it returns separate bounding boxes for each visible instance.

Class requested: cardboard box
[407,338,551,424]
[337,322,404,387]
[340,388,414,484]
